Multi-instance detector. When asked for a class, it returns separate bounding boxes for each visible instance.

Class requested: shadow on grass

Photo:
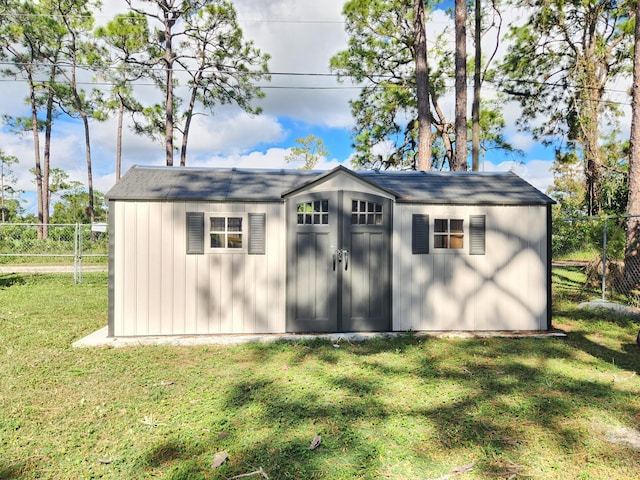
[131,433,223,480]
[556,305,640,373]
[0,462,26,480]
[128,327,640,478]
[0,274,25,289]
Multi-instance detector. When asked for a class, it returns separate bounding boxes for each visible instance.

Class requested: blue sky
[0,0,594,215]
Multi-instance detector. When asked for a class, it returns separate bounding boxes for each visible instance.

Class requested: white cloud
[187,147,343,172]
[184,112,286,155]
[507,131,535,152]
[484,159,554,194]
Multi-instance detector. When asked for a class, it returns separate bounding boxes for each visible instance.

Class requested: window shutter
[186,212,204,254]
[469,215,486,255]
[412,214,429,254]
[248,213,266,255]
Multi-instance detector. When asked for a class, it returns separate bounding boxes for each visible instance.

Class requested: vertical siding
[121,201,137,336]
[392,204,549,331]
[160,202,175,333]
[112,200,287,336]
[147,202,163,334]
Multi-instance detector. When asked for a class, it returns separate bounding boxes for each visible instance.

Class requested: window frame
[433,218,465,251]
[206,213,248,253]
[412,213,486,256]
[296,199,330,226]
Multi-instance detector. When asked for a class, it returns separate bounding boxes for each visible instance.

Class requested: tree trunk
[582,96,603,216]
[471,0,481,171]
[1,162,5,223]
[164,10,175,167]
[27,72,45,239]
[414,0,431,171]
[43,63,57,239]
[180,78,200,167]
[454,0,468,171]
[80,110,96,227]
[431,93,454,168]
[623,0,640,292]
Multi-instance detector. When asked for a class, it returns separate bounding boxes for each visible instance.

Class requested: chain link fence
[553,214,640,304]
[0,223,108,283]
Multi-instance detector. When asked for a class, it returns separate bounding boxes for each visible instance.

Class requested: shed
[105,165,554,337]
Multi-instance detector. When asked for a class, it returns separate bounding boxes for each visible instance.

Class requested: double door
[287,191,391,333]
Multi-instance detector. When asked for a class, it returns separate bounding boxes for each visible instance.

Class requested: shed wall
[111,200,286,336]
[392,204,550,331]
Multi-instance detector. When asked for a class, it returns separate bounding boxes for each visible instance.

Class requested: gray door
[287,191,391,333]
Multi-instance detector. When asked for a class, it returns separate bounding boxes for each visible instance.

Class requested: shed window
[434,219,464,249]
[351,200,383,225]
[210,216,243,249]
[297,200,329,225]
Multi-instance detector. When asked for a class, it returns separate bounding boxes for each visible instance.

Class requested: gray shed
[105,165,554,337]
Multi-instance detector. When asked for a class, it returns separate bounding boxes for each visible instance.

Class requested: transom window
[351,200,383,225]
[297,200,329,225]
[434,219,464,249]
[210,216,243,249]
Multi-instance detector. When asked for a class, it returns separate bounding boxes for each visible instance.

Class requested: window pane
[359,213,366,224]
[375,214,382,225]
[367,202,373,212]
[352,200,358,212]
[367,214,374,224]
[322,214,329,224]
[313,214,320,224]
[322,200,329,212]
[210,233,224,248]
[314,201,321,212]
[227,217,242,232]
[375,204,382,213]
[360,201,366,212]
[450,234,463,249]
[305,214,312,224]
[211,217,225,231]
[450,219,463,233]
[434,235,447,249]
[352,214,358,224]
[434,219,448,233]
[297,214,304,224]
[227,233,242,248]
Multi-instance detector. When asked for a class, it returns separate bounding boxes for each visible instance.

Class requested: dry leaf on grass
[309,434,321,450]
[211,451,228,468]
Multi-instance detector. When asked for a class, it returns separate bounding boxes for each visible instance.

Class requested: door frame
[285,189,393,333]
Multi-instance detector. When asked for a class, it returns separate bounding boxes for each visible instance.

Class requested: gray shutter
[186,212,204,254]
[412,214,429,254]
[248,213,266,255]
[469,215,486,255]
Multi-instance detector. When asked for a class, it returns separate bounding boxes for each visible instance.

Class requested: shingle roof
[106,165,554,205]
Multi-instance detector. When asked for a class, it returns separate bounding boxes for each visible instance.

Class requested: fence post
[73,223,83,284]
[601,217,608,301]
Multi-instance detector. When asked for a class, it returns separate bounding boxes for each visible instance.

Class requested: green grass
[1,270,640,479]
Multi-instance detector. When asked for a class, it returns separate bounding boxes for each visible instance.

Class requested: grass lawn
[1,270,640,479]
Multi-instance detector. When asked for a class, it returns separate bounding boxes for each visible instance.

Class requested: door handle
[343,249,349,271]
[333,252,336,271]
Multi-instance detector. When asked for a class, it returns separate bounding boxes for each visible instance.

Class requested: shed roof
[106,165,554,205]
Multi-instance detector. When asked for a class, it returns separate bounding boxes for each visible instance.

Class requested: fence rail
[0,223,108,283]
